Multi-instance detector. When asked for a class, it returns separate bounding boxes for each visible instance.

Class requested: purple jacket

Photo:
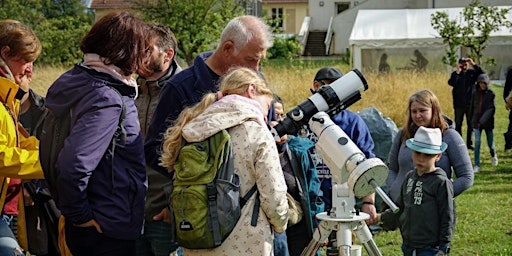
[45,64,147,240]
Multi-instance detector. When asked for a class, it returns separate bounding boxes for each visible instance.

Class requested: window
[271,7,284,31]
[337,2,350,14]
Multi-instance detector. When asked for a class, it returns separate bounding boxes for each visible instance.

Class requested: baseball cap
[314,67,344,81]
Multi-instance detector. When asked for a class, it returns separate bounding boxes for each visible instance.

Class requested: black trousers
[505,110,512,150]
[65,222,135,256]
[454,106,473,146]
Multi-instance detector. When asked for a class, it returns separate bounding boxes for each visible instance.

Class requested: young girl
[160,67,288,256]
[470,73,497,172]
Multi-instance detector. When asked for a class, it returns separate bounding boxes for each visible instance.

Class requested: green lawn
[371,84,512,256]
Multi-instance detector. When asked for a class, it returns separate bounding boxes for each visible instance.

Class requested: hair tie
[216,91,224,100]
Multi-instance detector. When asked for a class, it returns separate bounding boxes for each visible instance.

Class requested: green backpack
[171,129,258,249]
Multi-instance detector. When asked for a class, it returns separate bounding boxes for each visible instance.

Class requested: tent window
[336,2,350,14]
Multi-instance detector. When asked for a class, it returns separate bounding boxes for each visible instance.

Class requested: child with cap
[469,73,498,172]
[377,126,454,256]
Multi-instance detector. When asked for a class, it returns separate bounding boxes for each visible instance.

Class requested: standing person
[135,23,182,256]
[387,89,473,203]
[145,15,273,175]
[469,74,497,172]
[160,67,288,256]
[0,19,45,256]
[310,67,379,225]
[503,67,512,152]
[378,126,454,256]
[272,95,324,256]
[448,57,484,150]
[44,11,149,256]
[378,53,390,75]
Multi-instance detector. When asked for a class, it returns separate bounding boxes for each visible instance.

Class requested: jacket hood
[477,73,490,85]
[442,115,455,129]
[182,94,266,142]
[45,64,136,117]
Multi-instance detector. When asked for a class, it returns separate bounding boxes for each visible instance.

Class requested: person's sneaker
[473,166,480,172]
[492,155,498,167]
[467,145,474,150]
[505,148,512,153]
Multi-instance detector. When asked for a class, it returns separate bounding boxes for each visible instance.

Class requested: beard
[149,61,164,73]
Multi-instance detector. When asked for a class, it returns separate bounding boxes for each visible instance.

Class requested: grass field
[32,59,512,255]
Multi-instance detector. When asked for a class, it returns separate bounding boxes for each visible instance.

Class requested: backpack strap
[206,182,222,246]
[240,184,259,227]
[106,87,126,192]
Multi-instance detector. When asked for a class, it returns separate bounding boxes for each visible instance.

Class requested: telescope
[270,69,368,139]
[269,69,399,256]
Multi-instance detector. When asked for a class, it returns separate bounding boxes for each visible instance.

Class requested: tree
[0,0,93,66]
[431,0,512,66]
[134,0,245,65]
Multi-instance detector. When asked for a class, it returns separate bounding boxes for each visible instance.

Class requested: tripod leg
[336,223,353,256]
[301,220,333,256]
[353,221,382,256]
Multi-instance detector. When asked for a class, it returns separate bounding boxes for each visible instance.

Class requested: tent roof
[349,7,512,48]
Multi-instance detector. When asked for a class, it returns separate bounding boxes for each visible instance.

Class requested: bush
[268,35,302,59]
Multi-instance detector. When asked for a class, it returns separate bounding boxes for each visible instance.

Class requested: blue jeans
[474,128,496,167]
[135,220,181,256]
[274,232,290,256]
[401,244,439,256]
[0,216,23,256]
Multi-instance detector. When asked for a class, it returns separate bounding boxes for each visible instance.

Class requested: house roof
[90,0,133,9]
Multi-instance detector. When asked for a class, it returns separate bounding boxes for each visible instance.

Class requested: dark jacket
[470,83,496,130]
[145,51,219,176]
[19,89,48,138]
[504,66,512,103]
[283,137,324,256]
[45,64,146,240]
[381,168,455,249]
[136,60,182,223]
[448,65,484,108]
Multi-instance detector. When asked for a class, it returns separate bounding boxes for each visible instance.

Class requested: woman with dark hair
[44,11,151,256]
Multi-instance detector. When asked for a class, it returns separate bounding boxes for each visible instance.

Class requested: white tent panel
[349,7,512,71]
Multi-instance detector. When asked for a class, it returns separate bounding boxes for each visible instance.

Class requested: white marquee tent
[349,7,512,78]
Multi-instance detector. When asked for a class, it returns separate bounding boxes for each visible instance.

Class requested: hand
[153,207,172,224]
[18,72,32,92]
[361,203,377,225]
[23,187,34,206]
[506,105,510,111]
[466,58,475,66]
[269,121,287,144]
[74,219,103,234]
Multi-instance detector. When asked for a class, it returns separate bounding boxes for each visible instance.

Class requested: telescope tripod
[301,211,381,256]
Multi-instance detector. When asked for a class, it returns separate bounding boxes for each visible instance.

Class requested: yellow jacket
[0,76,44,250]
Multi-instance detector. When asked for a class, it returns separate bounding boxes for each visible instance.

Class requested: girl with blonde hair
[387,89,473,202]
[161,67,288,256]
